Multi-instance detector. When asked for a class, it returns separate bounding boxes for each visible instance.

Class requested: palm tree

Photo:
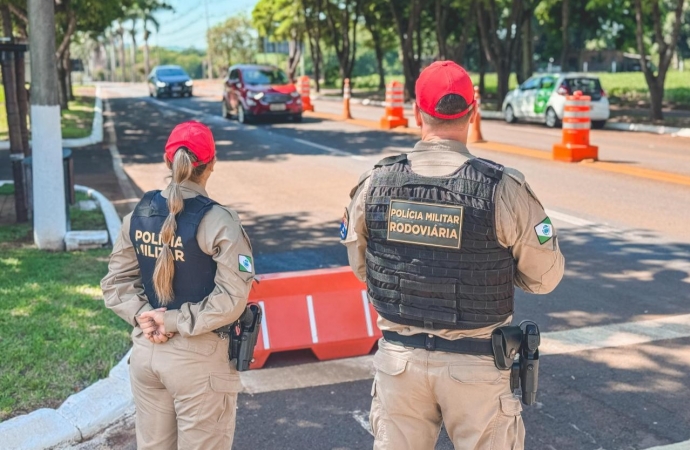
[116,20,126,82]
[140,1,173,77]
[129,15,137,82]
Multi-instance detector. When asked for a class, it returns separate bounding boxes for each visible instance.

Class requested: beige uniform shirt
[101,180,254,337]
[343,139,565,339]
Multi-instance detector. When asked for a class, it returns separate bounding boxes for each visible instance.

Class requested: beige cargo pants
[129,328,243,450]
[370,339,525,450]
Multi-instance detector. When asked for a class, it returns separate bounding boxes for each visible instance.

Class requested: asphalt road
[74,83,690,450]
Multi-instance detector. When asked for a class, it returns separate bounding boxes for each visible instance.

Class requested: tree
[362,0,397,90]
[477,0,525,102]
[389,0,426,100]
[207,14,256,75]
[634,0,686,120]
[140,0,172,77]
[253,0,305,81]
[302,0,325,91]
[435,0,476,65]
[323,0,363,85]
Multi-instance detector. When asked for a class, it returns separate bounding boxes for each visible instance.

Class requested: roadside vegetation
[0,186,127,422]
[0,89,95,141]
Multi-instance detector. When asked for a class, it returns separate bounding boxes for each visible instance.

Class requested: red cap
[415,61,475,119]
[164,121,215,166]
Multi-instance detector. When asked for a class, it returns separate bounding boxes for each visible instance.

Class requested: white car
[502,73,610,128]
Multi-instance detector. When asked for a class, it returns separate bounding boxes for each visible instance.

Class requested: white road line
[645,441,690,450]
[351,410,373,436]
[306,295,319,344]
[362,290,374,337]
[293,137,367,160]
[240,313,690,395]
[259,301,270,350]
[540,313,690,356]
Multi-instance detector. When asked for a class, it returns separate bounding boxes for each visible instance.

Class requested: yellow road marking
[304,112,690,188]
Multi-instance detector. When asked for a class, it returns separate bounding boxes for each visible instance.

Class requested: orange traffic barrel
[342,78,353,120]
[467,85,485,143]
[380,81,408,129]
[553,90,598,162]
[299,75,314,112]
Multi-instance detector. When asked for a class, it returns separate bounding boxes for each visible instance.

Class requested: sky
[146,0,259,50]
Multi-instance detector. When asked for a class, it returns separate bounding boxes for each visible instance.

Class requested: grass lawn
[0,90,94,141]
[70,191,107,231]
[342,71,690,106]
[0,192,128,422]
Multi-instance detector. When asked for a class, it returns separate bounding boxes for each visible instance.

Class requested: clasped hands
[137,308,176,343]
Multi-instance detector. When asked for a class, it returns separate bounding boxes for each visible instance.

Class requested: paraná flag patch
[239,255,253,273]
[534,217,554,245]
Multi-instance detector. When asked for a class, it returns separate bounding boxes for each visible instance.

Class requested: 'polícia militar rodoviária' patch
[386,199,464,249]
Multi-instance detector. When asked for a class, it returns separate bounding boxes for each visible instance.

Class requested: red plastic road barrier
[552,90,599,162]
[379,81,408,129]
[248,267,380,369]
[299,76,314,112]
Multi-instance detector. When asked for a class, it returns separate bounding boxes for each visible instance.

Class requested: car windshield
[243,69,289,85]
[565,78,602,100]
[157,68,187,77]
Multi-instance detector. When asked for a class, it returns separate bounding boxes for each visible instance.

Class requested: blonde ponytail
[153,149,195,304]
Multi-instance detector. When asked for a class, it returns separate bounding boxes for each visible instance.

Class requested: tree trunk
[497,63,511,106]
[144,30,151,77]
[130,33,137,83]
[118,32,127,82]
[435,0,448,60]
[15,51,30,157]
[478,24,486,97]
[65,48,74,101]
[560,0,569,70]
[57,56,68,110]
[391,0,423,100]
[521,13,532,81]
[1,5,28,223]
[649,82,664,121]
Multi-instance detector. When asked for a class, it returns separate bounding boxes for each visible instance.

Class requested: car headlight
[290,91,300,98]
[156,81,166,88]
[185,80,193,87]
[250,92,264,100]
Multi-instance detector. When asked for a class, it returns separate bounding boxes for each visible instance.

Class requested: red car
[222,64,303,124]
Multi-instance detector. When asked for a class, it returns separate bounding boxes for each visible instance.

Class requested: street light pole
[28,0,66,250]
[204,0,213,79]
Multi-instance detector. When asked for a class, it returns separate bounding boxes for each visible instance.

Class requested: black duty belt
[382,330,493,356]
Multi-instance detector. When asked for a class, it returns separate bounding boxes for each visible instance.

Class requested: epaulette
[374,153,408,168]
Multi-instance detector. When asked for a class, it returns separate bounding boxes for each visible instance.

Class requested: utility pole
[204,0,213,79]
[28,0,66,250]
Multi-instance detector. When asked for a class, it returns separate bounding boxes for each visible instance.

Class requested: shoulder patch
[503,167,526,186]
[350,170,372,199]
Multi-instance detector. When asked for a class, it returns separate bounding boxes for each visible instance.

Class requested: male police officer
[341,61,565,450]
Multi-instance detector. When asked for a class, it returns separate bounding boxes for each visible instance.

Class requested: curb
[313,95,690,137]
[0,85,104,151]
[75,184,121,245]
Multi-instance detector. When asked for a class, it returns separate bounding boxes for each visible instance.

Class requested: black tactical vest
[364,155,515,330]
[130,190,218,310]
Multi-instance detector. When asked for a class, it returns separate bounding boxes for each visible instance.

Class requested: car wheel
[592,120,606,129]
[545,107,560,128]
[221,101,230,119]
[237,105,248,124]
[504,105,517,123]
[292,114,303,123]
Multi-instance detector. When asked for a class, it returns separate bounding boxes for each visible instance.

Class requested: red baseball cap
[415,61,475,119]
[164,121,215,166]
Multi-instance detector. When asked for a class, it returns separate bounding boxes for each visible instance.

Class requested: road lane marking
[293,137,367,160]
[240,313,690,395]
[645,441,690,450]
[351,410,373,436]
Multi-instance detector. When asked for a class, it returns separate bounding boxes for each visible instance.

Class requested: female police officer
[101,120,254,449]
